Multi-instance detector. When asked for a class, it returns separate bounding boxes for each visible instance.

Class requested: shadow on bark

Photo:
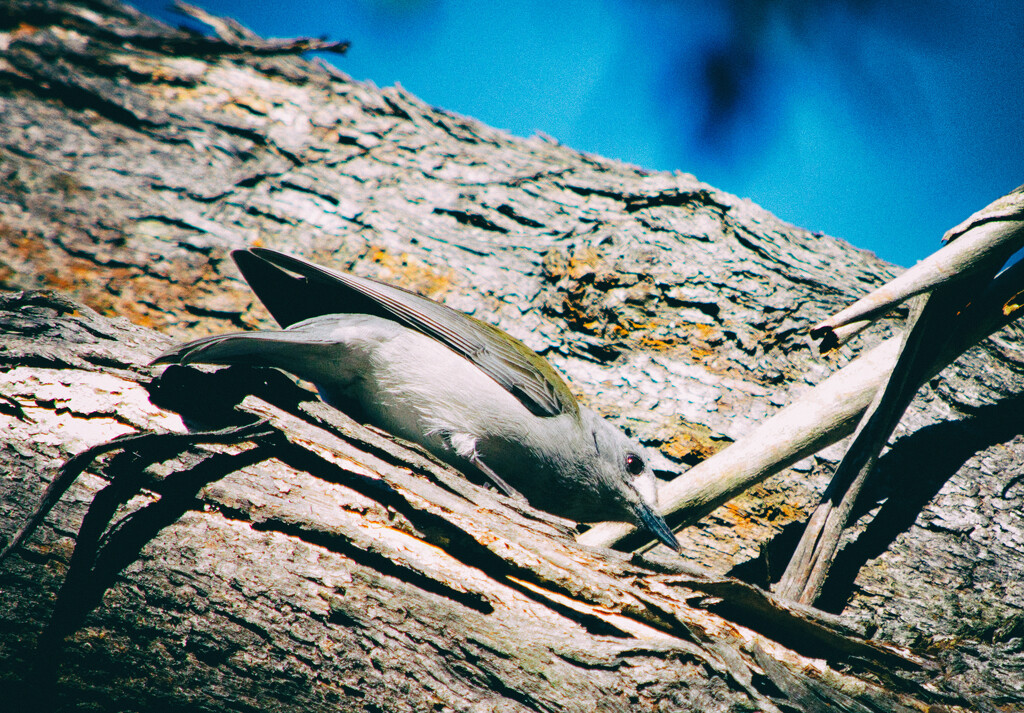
[731,394,1024,612]
[26,441,271,709]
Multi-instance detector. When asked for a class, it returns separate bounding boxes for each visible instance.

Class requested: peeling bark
[2,2,1024,711]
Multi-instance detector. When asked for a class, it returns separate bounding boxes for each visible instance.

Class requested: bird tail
[152,330,318,369]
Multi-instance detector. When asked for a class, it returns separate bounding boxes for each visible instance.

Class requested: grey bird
[154,248,680,551]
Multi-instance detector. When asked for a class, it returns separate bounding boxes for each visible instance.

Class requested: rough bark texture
[1,2,1023,711]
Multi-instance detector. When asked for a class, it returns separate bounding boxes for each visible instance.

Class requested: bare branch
[582,251,1024,552]
[776,190,1024,603]
[811,186,1024,340]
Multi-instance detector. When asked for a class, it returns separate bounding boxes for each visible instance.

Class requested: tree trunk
[2,2,1022,710]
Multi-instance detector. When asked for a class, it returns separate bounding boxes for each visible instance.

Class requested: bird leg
[469,454,528,504]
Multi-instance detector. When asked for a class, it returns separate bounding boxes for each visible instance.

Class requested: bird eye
[624,454,644,475]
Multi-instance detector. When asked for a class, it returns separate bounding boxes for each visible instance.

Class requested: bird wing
[235,248,577,419]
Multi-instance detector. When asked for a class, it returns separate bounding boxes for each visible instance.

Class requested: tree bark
[2,1,1023,711]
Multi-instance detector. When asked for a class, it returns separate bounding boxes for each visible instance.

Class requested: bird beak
[637,502,680,552]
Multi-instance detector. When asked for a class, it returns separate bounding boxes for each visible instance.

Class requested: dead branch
[582,243,1024,552]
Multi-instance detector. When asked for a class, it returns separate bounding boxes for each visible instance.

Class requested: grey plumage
[154,248,680,551]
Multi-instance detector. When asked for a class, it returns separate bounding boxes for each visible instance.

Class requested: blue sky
[128,0,1023,267]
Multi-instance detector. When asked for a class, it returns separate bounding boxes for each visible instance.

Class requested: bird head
[578,408,680,552]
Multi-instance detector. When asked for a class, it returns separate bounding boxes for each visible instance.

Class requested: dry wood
[0,292,940,712]
[2,1,1024,710]
[776,200,1024,604]
[582,251,1024,553]
[811,188,1024,341]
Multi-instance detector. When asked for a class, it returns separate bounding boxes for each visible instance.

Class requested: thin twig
[811,186,1024,340]
[776,286,978,603]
